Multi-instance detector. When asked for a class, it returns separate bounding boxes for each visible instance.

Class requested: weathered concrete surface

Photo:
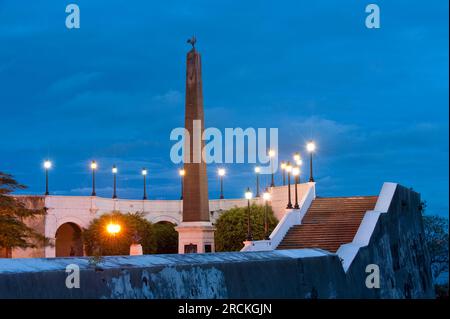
[1,185,433,298]
[0,249,346,299]
[344,185,434,298]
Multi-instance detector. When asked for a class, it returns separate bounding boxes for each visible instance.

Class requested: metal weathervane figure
[187,36,196,49]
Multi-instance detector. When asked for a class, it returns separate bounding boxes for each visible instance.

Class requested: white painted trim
[336,182,398,272]
[374,182,397,212]
[352,211,382,246]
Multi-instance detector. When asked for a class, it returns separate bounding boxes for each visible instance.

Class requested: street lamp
[262,189,271,240]
[292,166,300,209]
[293,152,303,180]
[106,222,121,236]
[142,168,148,200]
[268,149,276,187]
[218,168,225,199]
[179,168,185,200]
[90,161,97,196]
[294,152,304,166]
[280,161,286,186]
[254,166,261,197]
[112,165,118,199]
[43,160,52,195]
[245,187,253,241]
[286,161,293,209]
[306,141,316,182]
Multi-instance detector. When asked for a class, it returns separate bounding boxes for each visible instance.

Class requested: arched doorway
[55,222,83,257]
[153,221,178,254]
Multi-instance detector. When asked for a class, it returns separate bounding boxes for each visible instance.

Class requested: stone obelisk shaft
[183,48,210,222]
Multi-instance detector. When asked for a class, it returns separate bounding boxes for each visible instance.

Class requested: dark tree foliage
[0,172,49,253]
[423,215,449,284]
[83,211,156,256]
[214,204,278,252]
[153,222,178,254]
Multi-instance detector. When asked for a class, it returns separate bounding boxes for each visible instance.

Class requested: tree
[153,222,178,254]
[0,172,49,256]
[214,204,278,252]
[423,215,449,285]
[83,211,156,256]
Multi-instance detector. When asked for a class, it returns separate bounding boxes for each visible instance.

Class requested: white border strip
[336,182,397,271]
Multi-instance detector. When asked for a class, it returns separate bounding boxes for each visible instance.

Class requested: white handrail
[242,182,316,252]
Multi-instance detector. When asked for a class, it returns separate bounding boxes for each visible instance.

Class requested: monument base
[175,221,215,254]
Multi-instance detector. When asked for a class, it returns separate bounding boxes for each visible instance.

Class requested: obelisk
[176,37,215,254]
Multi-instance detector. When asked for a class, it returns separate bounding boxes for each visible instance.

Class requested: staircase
[277,196,378,252]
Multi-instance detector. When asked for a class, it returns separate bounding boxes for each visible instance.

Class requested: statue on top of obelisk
[187,35,196,49]
[175,37,215,254]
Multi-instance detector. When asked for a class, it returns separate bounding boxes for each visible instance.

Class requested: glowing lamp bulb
[44,160,52,169]
[91,161,97,170]
[106,223,121,235]
[306,141,316,153]
[263,191,271,201]
[254,166,261,173]
[179,169,185,176]
[292,167,300,176]
[245,188,253,200]
[142,169,148,176]
[286,162,292,173]
[218,168,226,176]
[112,166,118,174]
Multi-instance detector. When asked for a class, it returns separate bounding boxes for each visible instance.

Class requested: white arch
[150,215,179,225]
[54,220,84,258]
[55,216,86,236]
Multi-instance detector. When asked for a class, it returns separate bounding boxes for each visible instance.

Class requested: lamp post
[43,160,52,195]
[306,141,316,182]
[292,166,300,209]
[295,160,303,182]
[280,161,286,186]
[112,165,118,199]
[269,149,276,187]
[218,168,225,199]
[245,187,253,241]
[286,162,293,209]
[141,168,148,200]
[262,189,271,240]
[91,161,97,196]
[179,168,185,200]
[254,166,261,197]
[293,153,303,183]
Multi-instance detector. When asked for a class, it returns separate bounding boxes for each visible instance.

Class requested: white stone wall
[12,184,308,257]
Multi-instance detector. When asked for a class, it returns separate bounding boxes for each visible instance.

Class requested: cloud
[0,25,46,37]
[153,90,183,105]
[47,72,102,95]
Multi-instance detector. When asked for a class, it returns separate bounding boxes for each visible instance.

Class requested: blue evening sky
[0,1,448,217]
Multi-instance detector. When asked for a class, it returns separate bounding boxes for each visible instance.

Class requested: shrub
[214,204,278,252]
[83,211,156,256]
